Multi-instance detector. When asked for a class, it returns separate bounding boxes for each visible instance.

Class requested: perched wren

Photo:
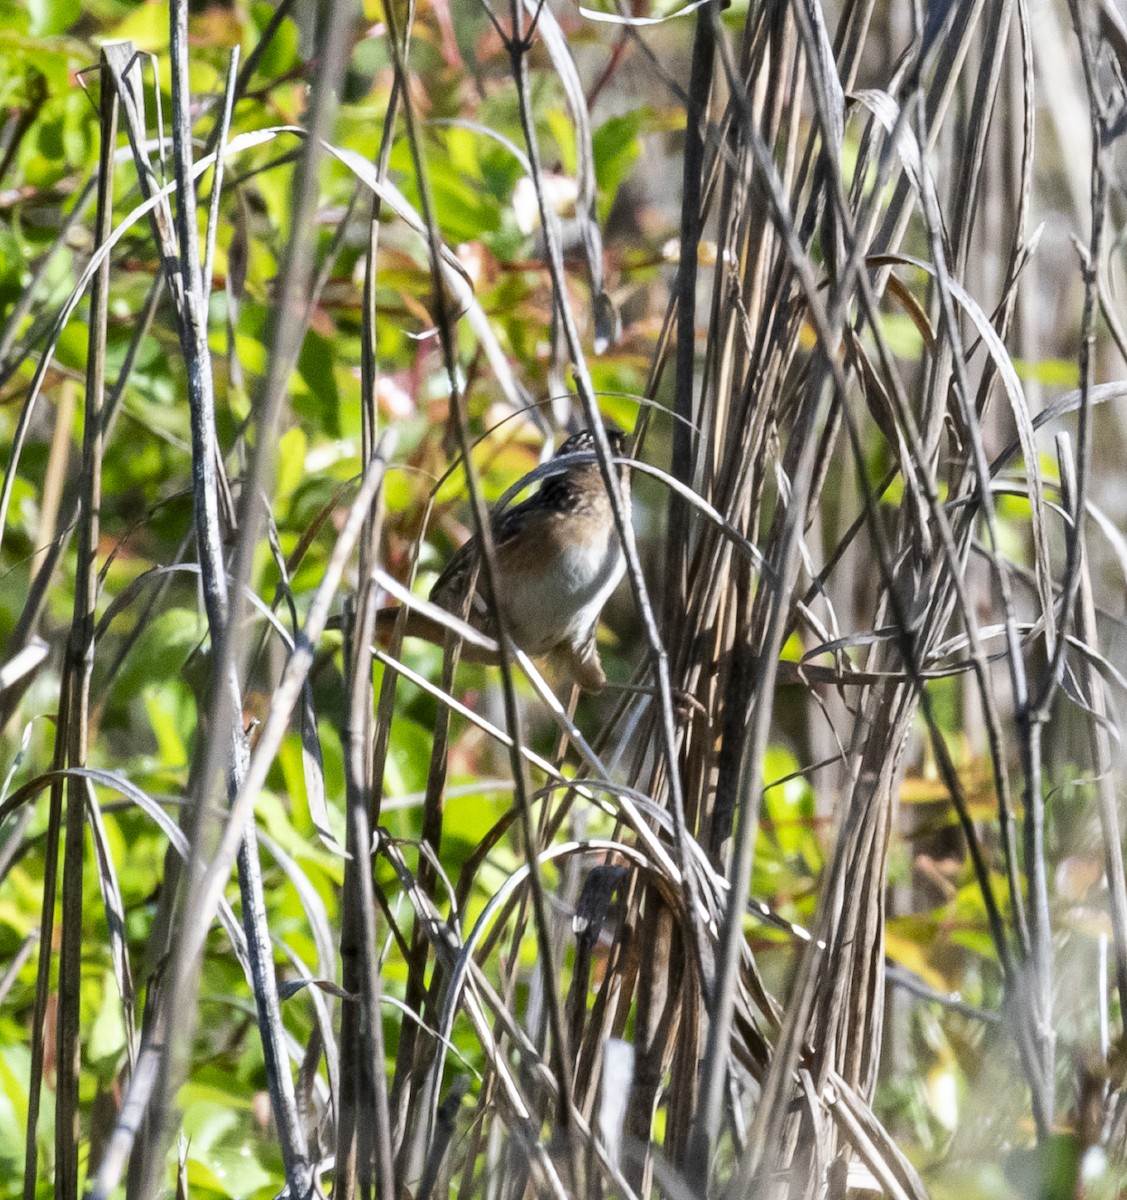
[376,426,630,691]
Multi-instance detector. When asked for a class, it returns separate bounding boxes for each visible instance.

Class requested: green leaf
[249,0,299,79]
[442,780,511,848]
[593,109,649,220]
[143,685,192,768]
[275,425,307,505]
[294,330,341,436]
[88,971,126,1069]
[762,744,819,866]
[1013,356,1080,387]
[0,1045,30,1155]
[104,2,170,50]
[879,310,925,358]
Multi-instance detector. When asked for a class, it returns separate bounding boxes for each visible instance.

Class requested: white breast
[505,532,625,655]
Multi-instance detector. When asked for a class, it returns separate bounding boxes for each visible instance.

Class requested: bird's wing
[428,498,544,611]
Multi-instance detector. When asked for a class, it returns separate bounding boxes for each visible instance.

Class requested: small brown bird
[376,426,630,692]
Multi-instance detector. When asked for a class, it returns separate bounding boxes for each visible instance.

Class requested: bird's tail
[373,605,499,664]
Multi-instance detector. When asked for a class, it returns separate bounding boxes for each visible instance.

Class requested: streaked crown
[555,424,626,459]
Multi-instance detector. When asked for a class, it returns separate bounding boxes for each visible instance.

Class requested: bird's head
[555,423,627,460]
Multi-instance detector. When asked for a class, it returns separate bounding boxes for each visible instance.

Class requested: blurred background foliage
[0,0,1122,1196]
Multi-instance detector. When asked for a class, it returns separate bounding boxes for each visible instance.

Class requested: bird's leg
[554,632,709,723]
[551,630,608,693]
[599,679,710,723]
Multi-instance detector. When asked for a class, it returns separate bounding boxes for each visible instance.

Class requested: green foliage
[0,0,1119,1196]
[0,0,680,1188]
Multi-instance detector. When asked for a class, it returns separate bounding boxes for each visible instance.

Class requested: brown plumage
[376,427,630,691]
